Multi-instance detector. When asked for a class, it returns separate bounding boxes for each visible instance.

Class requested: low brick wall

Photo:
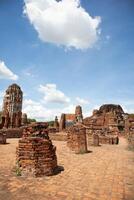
[0,128,24,138]
[99,136,119,145]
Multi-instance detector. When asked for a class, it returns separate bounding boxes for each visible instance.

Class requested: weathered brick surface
[0,133,6,144]
[93,133,99,146]
[83,104,125,135]
[66,124,88,153]
[0,128,23,138]
[125,114,134,149]
[16,123,57,177]
[99,135,119,145]
[2,84,23,128]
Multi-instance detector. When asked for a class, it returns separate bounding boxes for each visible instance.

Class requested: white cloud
[76,97,89,105]
[0,60,18,80]
[39,84,70,104]
[24,0,101,50]
[23,98,75,121]
[23,99,53,120]
[0,91,4,98]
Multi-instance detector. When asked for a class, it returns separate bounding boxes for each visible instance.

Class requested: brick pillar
[67,124,88,154]
[0,132,6,144]
[93,133,99,146]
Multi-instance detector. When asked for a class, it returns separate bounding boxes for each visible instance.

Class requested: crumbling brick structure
[16,123,58,177]
[75,105,83,123]
[2,84,23,128]
[59,105,83,131]
[66,124,87,154]
[0,132,6,144]
[93,133,99,146]
[54,116,59,132]
[125,114,134,149]
[99,135,119,145]
[84,104,125,135]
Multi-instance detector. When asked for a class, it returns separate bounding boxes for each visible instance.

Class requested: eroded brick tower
[2,84,23,128]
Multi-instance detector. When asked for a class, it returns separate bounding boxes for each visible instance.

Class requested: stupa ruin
[59,105,83,131]
[16,123,58,177]
[2,84,23,128]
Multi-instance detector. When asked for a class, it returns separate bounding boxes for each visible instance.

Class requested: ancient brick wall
[0,128,23,138]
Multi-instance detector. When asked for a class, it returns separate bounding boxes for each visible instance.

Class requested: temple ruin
[125,114,134,149]
[59,105,83,131]
[84,104,125,135]
[2,84,23,128]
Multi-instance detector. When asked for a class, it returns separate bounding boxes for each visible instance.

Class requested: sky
[0,0,134,121]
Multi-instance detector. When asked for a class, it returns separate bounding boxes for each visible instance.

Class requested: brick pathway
[0,137,133,200]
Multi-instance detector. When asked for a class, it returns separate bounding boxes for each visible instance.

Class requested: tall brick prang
[2,84,23,128]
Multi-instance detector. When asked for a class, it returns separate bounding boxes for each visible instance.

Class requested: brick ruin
[54,116,59,130]
[2,84,23,128]
[0,132,6,144]
[84,104,125,135]
[16,123,58,177]
[99,135,119,145]
[83,104,123,145]
[75,105,83,123]
[93,133,99,146]
[59,105,83,132]
[66,124,88,154]
[125,114,134,149]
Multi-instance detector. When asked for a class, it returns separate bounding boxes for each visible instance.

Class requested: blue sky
[0,0,134,121]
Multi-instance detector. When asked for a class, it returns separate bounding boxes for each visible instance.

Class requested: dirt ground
[0,137,134,200]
